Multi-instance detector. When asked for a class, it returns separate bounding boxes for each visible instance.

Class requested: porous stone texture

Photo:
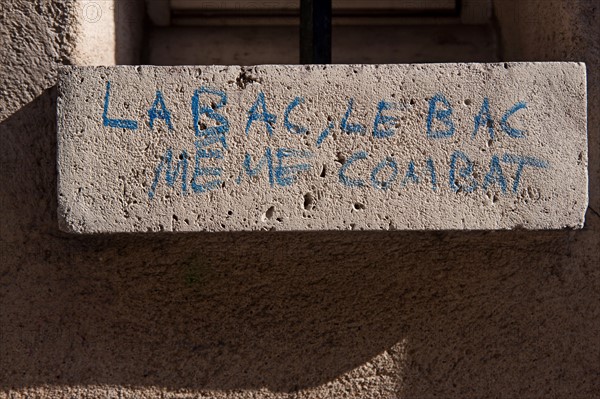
[494,0,600,215]
[1,0,599,398]
[57,63,587,233]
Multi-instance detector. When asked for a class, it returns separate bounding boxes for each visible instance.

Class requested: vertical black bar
[300,0,331,64]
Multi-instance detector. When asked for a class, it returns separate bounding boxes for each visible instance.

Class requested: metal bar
[300,0,332,64]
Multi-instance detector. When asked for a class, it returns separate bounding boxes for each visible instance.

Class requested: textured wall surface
[495,0,600,213]
[1,1,599,398]
[57,64,588,233]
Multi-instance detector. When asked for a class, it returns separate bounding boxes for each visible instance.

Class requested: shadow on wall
[0,89,598,397]
[114,0,145,65]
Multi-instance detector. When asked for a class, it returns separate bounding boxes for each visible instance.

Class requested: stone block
[57,63,588,232]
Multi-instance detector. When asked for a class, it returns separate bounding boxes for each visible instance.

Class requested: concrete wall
[1,1,598,398]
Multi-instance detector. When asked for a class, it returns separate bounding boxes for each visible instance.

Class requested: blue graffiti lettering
[426,93,454,139]
[102,81,138,130]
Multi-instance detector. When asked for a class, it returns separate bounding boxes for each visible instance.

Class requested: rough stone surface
[1,0,599,398]
[57,63,587,233]
[494,0,600,215]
